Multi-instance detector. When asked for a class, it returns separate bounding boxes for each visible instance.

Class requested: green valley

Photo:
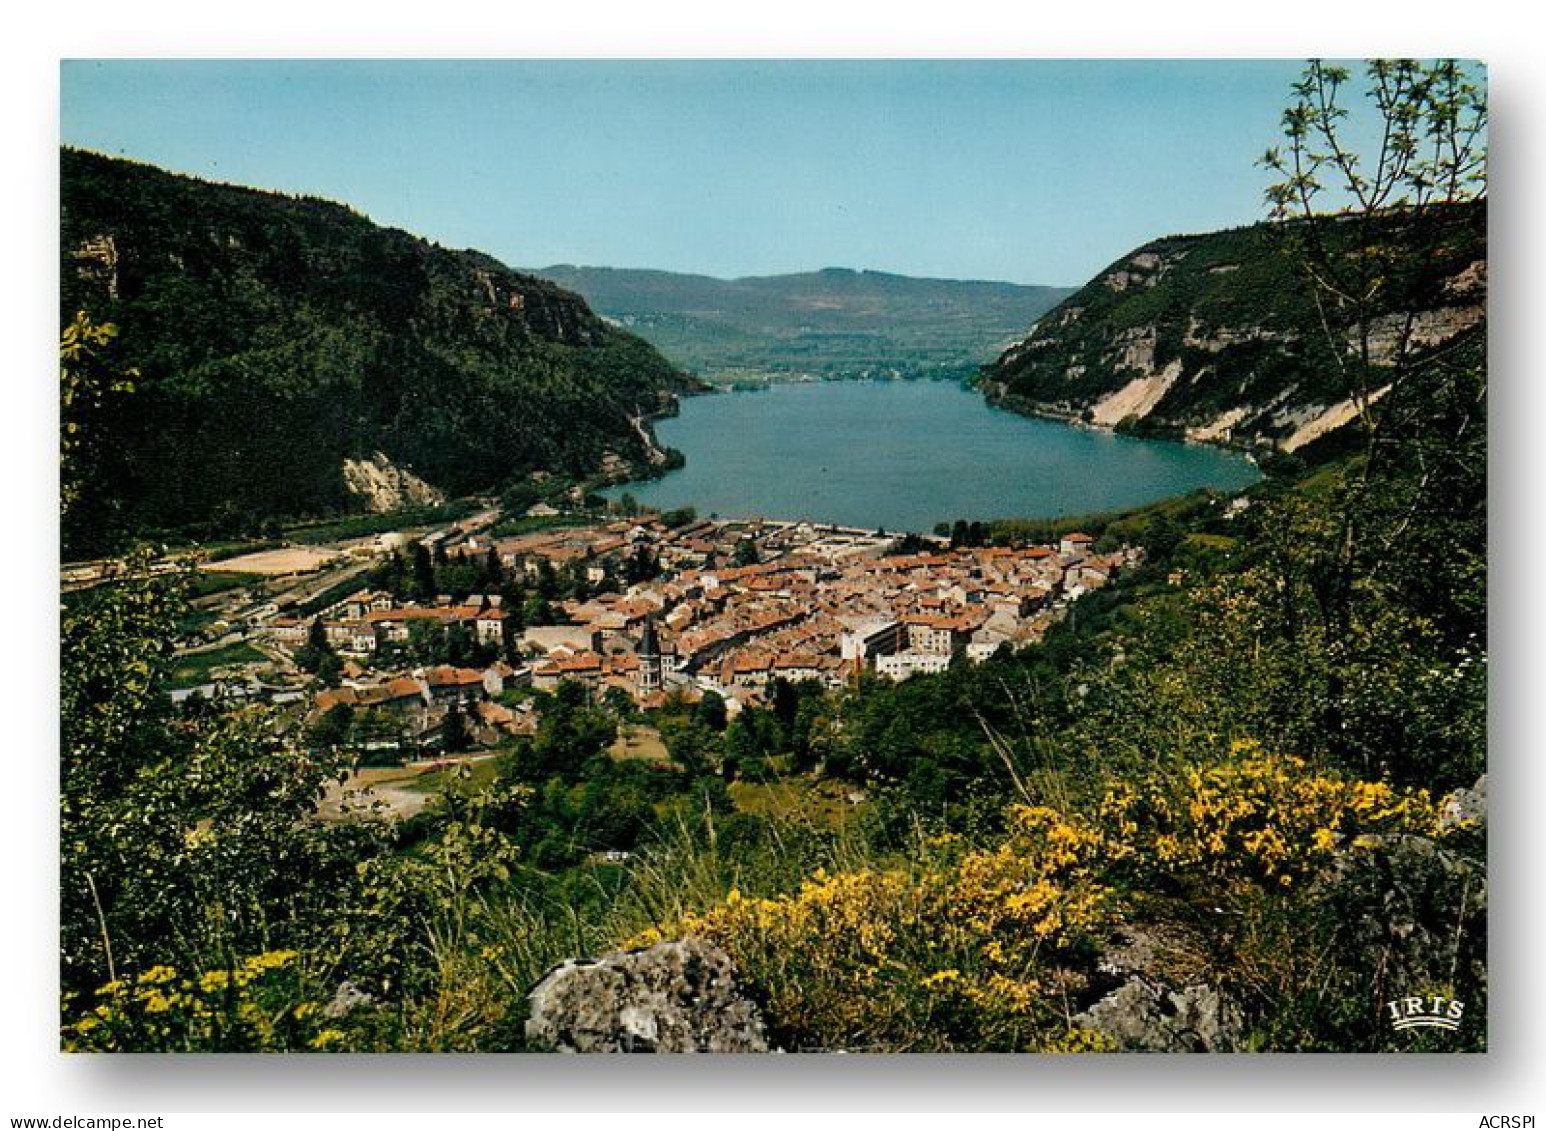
[531,264,1072,384]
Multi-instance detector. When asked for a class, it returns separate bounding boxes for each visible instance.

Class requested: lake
[607,380,1259,532]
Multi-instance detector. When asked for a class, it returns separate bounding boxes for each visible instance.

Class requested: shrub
[1096,743,1445,890]
[62,952,329,1053]
[630,805,1121,1051]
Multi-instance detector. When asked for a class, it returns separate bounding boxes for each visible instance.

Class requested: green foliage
[293,619,342,684]
[283,501,476,546]
[659,506,698,529]
[63,951,330,1053]
[60,311,138,553]
[307,703,355,750]
[1260,60,1486,223]
[979,203,1483,446]
[503,682,619,783]
[60,149,692,555]
[58,69,1487,1053]
[164,640,268,690]
[61,567,374,1004]
[442,702,471,754]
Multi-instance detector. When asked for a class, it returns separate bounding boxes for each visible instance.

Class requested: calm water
[608,381,1259,531]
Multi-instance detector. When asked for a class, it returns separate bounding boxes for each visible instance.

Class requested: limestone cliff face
[341,453,445,513]
[980,204,1486,451]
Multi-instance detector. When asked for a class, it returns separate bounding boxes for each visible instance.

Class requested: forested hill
[60,148,697,556]
[531,264,1072,383]
[978,203,1486,451]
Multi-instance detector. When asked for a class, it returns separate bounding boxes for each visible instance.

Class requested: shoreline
[601,379,1260,533]
[973,377,1265,458]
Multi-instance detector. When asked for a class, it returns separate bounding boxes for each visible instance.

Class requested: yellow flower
[308,1028,347,1050]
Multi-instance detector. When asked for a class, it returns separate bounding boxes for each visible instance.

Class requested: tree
[374,549,408,598]
[522,682,617,781]
[621,544,659,585]
[60,317,371,1010]
[576,778,652,851]
[769,678,800,746]
[296,618,342,684]
[533,558,559,599]
[411,542,437,602]
[445,622,473,667]
[481,548,504,590]
[601,686,637,720]
[500,603,524,664]
[437,552,482,601]
[693,690,728,732]
[500,479,542,514]
[558,559,591,601]
[1260,59,1486,455]
[1255,60,1488,772]
[406,619,449,665]
[522,591,554,627]
[1142,513,1183,563]
[60,312,137,555]
[660,506,697,529]
[309,703,355,750]
[442,701,470,754]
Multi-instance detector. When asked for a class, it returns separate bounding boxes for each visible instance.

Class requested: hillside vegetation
[61,149,697,557]
[532,264,1072,384]
[57,62,1489,1054]
[61,301,1487,1053]
[979,204,1485,449]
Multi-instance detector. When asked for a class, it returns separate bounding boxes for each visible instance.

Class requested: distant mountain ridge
[531,264,1073,383]
[60,149,696,554]
[977,204,1486,452]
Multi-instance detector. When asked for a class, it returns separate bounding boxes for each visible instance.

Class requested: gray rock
[1074,976,1244,1053]
[525,937,772,1053]
[322,980,375,1019]
[1323,828,1487,1006]
[1439,774,1487,832]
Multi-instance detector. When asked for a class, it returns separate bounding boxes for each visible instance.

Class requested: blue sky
[61,59,1310,286]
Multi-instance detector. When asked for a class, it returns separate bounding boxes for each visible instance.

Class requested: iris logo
[1385,993,1465,1031]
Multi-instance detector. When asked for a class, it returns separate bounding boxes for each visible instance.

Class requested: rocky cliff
[60,148,698,554]
[978,204,1486,452]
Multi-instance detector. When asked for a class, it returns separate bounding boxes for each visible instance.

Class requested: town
[144,505,1140,760]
